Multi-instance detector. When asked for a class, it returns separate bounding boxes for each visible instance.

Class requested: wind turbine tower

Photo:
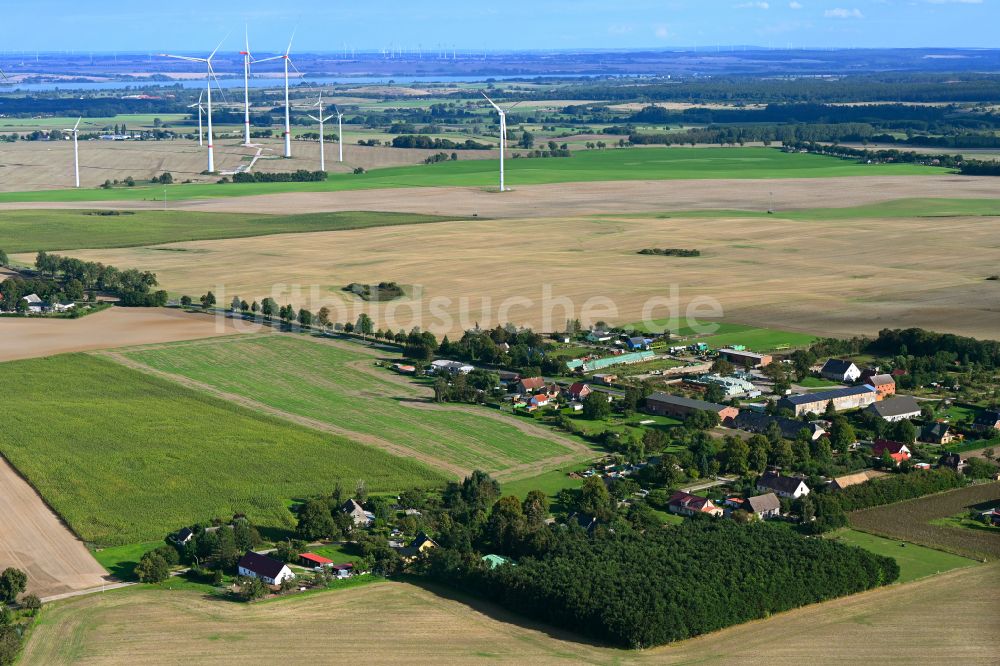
[160,37,227,172]
[307,93,335,171]
[482,93,519,192]
[257,35,298,158]
[64,118,81,187]
[188,90,204,147]
[240,28,255,146]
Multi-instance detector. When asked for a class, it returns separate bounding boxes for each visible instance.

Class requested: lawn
[0,353,445,546]
[121,335,578,476]
[825,528,976,584]
[0,147,944,203]
[0,210,459,253]
[92,541,165,580]
[799,376,843,388]
[501,465,588,500]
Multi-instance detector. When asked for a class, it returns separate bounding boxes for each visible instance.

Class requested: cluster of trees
[231,170,327,183]
[344,281,405,301]
[391,134,490,150]
[433,369,499,404]
[637,248,701,257]
[871,328,1000,370]
[136,518,264,585]
[437,326,559,375]
[0,568,40,666]
[34,251,165,306]
[785,141,963,167]
[960,160,1000,176]
[833,469,966,512]
[1,274,80,311]
[424,151,458,164]
[421,477,899,648]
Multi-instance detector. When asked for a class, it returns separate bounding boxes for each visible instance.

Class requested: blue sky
[1,0,994,52]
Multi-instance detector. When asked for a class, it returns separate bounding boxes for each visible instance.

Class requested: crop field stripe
[825,528,977,584]
[114,334,590,479]
[0,210,464,253]
[0,147,946,204]
[0,353,445,546]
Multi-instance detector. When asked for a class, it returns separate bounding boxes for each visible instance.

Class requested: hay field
[42,205,1000,340]
[115,334,593,480]
[20,565,1000,665]
[0,136,493,192]
[0,307,247,362]
[0,456,109,599]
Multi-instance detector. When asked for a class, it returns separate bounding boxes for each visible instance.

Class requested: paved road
[681,476,736,494]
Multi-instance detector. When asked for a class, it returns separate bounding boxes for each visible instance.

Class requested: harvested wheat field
[2,174,996,217]
[0,456,108,599]
[0,307,259,362]
[20,565,1000,665]
[41,208,1000,340]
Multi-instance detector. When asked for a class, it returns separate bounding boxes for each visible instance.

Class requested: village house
[777,385,877,417]
[938,452,967,473]
[757,471,810,499]
[866,395,922,422]
[342,499,375,527]
[667,491,723,517]
[565,382,592,402]
[331,563,355,579]
[972,409,1000,434]
[237,551,295,586]
[592,373,617,385]
[645,392,738,422]
[624,336,651,351]
[744,493,782,520]
[860,371,896,398]
[718,348,773,369]
[396,532,438,562]
[517,376,546,395]
[586,329,613,343]
[919,422,957,445]
[527,393,552,411]
[731,411,826,440]
[690,374,761,399]
[872,439,912,465]
[820,359,862,383]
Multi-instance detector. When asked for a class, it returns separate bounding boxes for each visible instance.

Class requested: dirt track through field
[1,174,996,217]
[0,307,249,362]
[97,335,593,481]
[0,456,108,599]
[19,564,1000,664]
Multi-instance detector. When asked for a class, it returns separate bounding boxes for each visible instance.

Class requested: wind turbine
[188,90,204,147]
[256,34,298,158]
[333,105,344,163]
[239,27,254,146]
[307,93,335,171]
[160,36,227,173]
[481,93,519,192]
[64,118,81,188]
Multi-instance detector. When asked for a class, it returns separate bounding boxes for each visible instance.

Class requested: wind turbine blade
[208,33,230,62]
[323,114,335,122]
[506,101,523,111]
[198,89,204,104]
[285,31,296,56]
[307,114,320,122]
[160,54,207,63]
[253,54,283,63]
[481,91,502,112]
[208,63,229,104]
[73,117,81,131]
[0,69,8,82]
[288,58,303,76]
[245,25,251,57]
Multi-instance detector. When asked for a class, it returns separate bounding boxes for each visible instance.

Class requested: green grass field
[0,354,445,546]
[92,541,165,580]
[0,147,945,204]
[0,114,189,131]
[0,210,459,253]
[121,335,577,475]
[632,320,816,351]
[826,528,977,583]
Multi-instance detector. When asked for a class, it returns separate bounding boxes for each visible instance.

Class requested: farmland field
[0,353,445,546]
[0,146,945,203]
[633,321,817,351]
[825,528,977,583]
[117,334,592,479]
[42,197,1000,340]
[20,564,1000,664]
[849,483,1000,560]
[0,209,458,252]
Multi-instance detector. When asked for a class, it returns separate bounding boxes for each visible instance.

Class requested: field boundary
[96,333,598,481]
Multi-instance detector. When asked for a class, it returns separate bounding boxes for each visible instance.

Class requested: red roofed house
[872,439,912,465]
[527,394,551,411]
[517,376,546,395]
[566,382,593,401]
[667,491,723,517]
[300,552,334,568]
